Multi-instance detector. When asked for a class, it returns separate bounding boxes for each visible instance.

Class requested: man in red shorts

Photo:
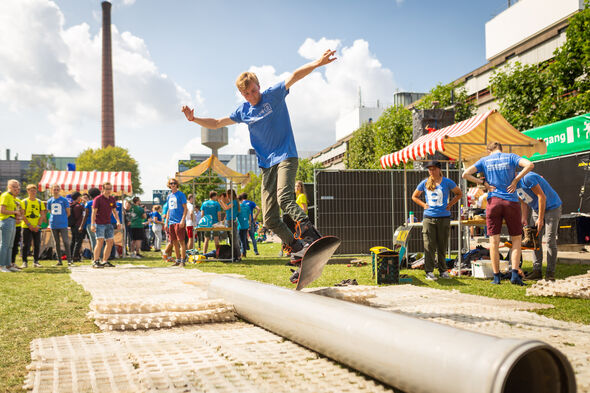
[165,178,188,267]
[463,142,534,285]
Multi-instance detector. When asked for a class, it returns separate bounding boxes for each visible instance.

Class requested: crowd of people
[0,178,267,272]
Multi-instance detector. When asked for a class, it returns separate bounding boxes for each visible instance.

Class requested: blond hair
[235,72,259,92]
[26,184,37,191]
[425,168,441,191]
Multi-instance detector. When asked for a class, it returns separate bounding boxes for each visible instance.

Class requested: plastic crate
[471,259,509,278]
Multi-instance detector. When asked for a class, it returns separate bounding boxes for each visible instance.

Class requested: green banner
[523,113,590,161]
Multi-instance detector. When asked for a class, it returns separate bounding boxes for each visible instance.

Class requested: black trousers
[70,226,84,261]
[22,228,41,263]
[12,226,21,264]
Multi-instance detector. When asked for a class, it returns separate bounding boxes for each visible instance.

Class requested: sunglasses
[169,182,178,186]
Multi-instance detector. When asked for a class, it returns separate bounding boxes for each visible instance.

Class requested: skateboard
[295,236,341,291]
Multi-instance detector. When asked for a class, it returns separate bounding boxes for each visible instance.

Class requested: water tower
[201,127,228,156]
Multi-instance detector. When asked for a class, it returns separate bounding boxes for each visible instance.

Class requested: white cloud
[0,1,397,198]
[247,38,396,152]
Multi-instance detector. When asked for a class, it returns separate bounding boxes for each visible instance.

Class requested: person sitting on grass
[411,160,462,281]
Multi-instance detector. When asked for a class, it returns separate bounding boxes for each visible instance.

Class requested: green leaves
[76,146,143,195]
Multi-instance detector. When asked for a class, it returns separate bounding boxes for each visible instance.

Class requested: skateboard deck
[295,236,341,291]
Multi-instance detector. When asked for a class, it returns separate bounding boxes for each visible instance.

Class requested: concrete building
[335,106,385,141]
[227,149,261,176]
[453,0,584,114]
[393,91,426,108]
[0,150,76,190]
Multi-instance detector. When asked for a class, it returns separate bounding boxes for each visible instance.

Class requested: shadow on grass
[20,267,70,274]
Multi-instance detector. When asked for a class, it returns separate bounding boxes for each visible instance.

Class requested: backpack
[217,244,232,260]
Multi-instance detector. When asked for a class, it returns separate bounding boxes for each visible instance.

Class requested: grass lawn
[1,241,589,392]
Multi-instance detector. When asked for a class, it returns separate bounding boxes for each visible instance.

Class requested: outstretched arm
[181,106,236,129]
[285,49,337,90]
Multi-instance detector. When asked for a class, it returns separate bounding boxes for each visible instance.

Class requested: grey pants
[531,205,561,274]
[422,217,450,273]
[51,228,72,263]
[261,158,308,245]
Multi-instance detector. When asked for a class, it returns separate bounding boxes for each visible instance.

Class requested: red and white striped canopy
[38,171,133,195]
[380,110,547,168]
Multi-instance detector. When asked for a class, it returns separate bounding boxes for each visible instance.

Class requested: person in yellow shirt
[295,181,308,213]
[20,184,46,268]
[0,179,22,272]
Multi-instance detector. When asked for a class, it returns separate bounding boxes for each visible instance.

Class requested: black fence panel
[315,169,460,255]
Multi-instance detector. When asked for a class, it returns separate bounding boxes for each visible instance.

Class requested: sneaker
[425,272,437,281]
[524,270,542,281]
[172,260,183,267]
[103,261,116,268]
[294,219,322,246]
[162,253,168,260]
[135,253,143,258]
[510,270,524,286]
[21,262,28,269]
[132,254,141,259]
[92,261,105,269]
[545,271,556,281]
[55,261,63,266]
[67,261,75,267]
[8,266,20,272]
[289,269,300,284]
[0,266,12,273]
[33,262,42,268]
[439,271,451,279]
[10,264,22,271]
[254,252,259,256]
[491,273,502,285]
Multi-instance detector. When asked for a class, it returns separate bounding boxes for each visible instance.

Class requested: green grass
[1,241,589,392]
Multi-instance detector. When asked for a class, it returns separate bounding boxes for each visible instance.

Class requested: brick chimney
[101,1,115,148]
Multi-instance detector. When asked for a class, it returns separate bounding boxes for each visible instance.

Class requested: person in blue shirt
[463,141,534,285]
[219,189,241,261]
[200,190,223,254]
[46,184,73,266]
[237,194,252,258]
[412,161,462,281]
[239,193,260,255]
[166,178,187,267]
[516,172,562,281]
[182,50,337,278]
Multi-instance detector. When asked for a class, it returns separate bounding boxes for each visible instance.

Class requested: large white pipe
[208,276,575,393]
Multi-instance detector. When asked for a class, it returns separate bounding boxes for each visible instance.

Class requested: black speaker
[557,214,590,244]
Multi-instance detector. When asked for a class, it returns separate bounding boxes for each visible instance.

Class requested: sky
[0,0,510,199]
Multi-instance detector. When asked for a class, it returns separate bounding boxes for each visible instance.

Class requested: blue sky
[0,0,508,198]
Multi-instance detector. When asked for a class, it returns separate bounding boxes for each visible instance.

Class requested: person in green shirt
[128,197,146,258]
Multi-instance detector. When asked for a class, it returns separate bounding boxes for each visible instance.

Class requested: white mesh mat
[70,265,238,331]
[527,270,590,299]
[24,267,590,392]
[24,323,391,393]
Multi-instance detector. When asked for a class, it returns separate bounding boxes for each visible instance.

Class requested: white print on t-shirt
[249,103,273,124]
[517,188,534,204]
[169,195,178,210]
[426,188,444,207]
[51,203,63,215]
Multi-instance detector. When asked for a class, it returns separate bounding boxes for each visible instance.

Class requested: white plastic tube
[208,276,575,393]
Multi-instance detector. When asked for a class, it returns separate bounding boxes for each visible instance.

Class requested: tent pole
[403,163,408,224]
[458,146,463,277]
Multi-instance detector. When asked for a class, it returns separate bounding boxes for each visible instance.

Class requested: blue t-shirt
[229,81,298,168]
[237,202,251,230]
[110,201,123,224]
[416,177,457,218]
[151,211,162,223]
[166,191,187,225]
[225,200,239,221]
[200,200,221,224]
[243,200,257,220]
[516,172,562,212]
[474,152,522,202]
[47,196,69,229]
[85,200,93,226]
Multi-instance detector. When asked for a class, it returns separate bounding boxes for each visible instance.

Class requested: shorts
[130,227,145,241]
[486,197,522,236]
[96,224,114,240]
[186,226,194,239]
[169,223,186,242]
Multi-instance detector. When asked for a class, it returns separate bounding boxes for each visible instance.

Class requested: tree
[414,83,476,122]
[296,158,323,183]
[25,155,55,193]
[345,122,377,169]
[76,146,143,195]
[238,172,262,208]
[373,105,413,166]
[490,3,590,130]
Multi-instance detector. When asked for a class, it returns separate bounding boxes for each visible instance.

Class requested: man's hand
[91,224,96,233]
[317,49,337,67]
[179,220,186,228]
[116,223,121,230]
[535,218,543,234]
[521,218,528,227]
[181,106,195,122]
[32,225,39,233]
[507,179,518,193]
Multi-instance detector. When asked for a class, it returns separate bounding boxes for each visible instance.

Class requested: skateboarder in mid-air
[182,49,337,283]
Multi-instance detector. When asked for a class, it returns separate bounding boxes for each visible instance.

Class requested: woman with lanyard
[412,160,462,281]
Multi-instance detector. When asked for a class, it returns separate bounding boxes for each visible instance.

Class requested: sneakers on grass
[425,272,437,281]
[0,266,12,273]
[439,271,451,279]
